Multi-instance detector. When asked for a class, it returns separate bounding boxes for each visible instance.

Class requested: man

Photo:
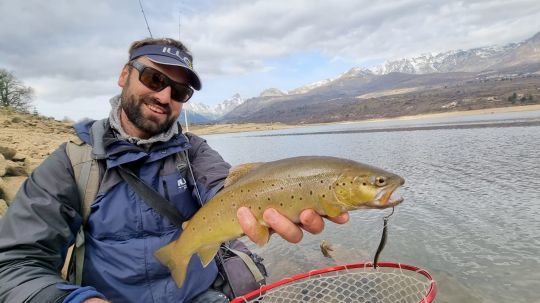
[0,38,348,303]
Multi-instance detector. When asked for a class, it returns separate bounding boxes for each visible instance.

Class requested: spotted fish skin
[154,156,405,288]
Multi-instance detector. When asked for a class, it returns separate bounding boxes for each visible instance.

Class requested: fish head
[334,165,405,209]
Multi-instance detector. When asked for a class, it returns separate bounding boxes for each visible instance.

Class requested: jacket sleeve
[185,133,231,203]
[0,143,83,302]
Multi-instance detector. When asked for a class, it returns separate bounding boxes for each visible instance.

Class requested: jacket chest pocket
[160,171,199,221]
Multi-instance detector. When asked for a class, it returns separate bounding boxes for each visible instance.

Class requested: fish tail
[154,241,192,288]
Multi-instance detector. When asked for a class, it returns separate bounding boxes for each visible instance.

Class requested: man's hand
[237,207,349,245]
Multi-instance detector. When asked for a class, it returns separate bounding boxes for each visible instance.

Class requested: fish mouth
[372,183,403,208]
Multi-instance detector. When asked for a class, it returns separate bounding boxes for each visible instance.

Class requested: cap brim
[147,55,202,90]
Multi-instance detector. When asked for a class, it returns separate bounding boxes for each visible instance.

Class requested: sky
[1,0,540,121]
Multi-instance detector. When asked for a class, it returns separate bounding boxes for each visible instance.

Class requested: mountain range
[186,31,540,124]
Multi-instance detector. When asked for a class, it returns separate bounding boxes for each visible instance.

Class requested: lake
[202,110,540,303]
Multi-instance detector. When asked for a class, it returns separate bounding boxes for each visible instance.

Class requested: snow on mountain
[185,93,244,119]
[373,43,521,75]
[288,79,332,95]
[214,93,244,116]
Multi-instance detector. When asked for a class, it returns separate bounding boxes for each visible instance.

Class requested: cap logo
[162,47,193,69]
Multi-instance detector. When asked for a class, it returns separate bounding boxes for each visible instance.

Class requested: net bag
[231,262,437,303]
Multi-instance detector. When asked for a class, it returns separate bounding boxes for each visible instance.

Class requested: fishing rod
[138,0,153,37]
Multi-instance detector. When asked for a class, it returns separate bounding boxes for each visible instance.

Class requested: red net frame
[231,262,437,303]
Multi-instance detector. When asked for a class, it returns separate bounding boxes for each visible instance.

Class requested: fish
[320,240,334,258]
[154,156,405,288]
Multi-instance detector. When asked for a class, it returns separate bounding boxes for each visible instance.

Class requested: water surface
[203,110,540,303]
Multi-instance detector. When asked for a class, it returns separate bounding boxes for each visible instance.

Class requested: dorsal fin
[224,162,264,187]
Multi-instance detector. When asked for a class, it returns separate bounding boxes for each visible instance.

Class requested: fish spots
[271,183,275,187]
[320,180,324,184]
[322,194,326,198]
[202,216,206,221]
[280,186,284,190]
[232,203,237,208]
[280,202,284,207]
[362,182,367,186]
[291,195,295,199]
[267,197,271,201]
[298,183,302,187]
[258,206,262,211]
[310,190,313,195]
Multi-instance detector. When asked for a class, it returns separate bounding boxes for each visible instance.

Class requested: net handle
[230,262,437,303]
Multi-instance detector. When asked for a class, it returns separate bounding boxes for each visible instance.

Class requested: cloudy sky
[1,0,539,120]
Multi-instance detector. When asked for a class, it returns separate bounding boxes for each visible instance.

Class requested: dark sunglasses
[127,61,194,103]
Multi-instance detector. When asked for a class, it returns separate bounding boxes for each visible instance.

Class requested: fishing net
[231,262,436,303]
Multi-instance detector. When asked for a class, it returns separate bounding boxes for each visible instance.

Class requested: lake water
[202,110,540,303]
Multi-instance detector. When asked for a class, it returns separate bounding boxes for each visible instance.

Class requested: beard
[120,91,177,138]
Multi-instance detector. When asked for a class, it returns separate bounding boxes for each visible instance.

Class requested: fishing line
[373,207,395,268]
[138,0,153,37]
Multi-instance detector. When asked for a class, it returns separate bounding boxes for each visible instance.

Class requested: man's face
[117,56,188,139]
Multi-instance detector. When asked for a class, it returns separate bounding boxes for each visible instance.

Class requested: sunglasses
[128,61,194,103]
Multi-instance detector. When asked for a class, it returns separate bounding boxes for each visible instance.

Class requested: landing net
[231,262,436,303]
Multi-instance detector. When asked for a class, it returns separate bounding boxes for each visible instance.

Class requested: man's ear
[118,65,130,88]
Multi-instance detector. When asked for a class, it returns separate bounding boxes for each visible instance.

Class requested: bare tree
[0,68,34,112]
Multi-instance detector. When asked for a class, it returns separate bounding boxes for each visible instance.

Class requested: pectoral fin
[320,196,343,217]
[224,162,264,187]
[197,244,221,267]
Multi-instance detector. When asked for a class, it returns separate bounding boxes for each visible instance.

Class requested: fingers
[238,206,350,246]
[299,209,325,234]
[263,208,303,243]
[327,212,349,225]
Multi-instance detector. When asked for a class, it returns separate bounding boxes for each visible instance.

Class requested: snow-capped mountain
[213,93,244,116]
[373,44,520,75]
[184,93,244,121]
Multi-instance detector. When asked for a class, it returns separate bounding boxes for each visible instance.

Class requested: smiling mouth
[146,103,167,114]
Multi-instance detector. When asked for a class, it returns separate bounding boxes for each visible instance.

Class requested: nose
[153,86,173,104]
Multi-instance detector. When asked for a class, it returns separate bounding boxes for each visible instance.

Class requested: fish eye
[376,176,387,187]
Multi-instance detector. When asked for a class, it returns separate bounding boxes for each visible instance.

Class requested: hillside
[216,31,540,123]
[0,108,76,215]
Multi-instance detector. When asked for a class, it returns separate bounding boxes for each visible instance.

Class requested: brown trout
[154,156,405,287]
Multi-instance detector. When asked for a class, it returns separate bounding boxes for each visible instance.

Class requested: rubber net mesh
[238,265,434,303]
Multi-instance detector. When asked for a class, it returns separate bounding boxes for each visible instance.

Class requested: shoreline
[187,104,540,135]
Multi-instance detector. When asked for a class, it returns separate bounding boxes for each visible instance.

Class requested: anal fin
[197,244,221,267]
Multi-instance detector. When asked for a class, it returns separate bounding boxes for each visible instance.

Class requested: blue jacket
[0,119,231,303]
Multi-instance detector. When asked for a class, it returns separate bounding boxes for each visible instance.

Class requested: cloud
[0,0,539,119]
